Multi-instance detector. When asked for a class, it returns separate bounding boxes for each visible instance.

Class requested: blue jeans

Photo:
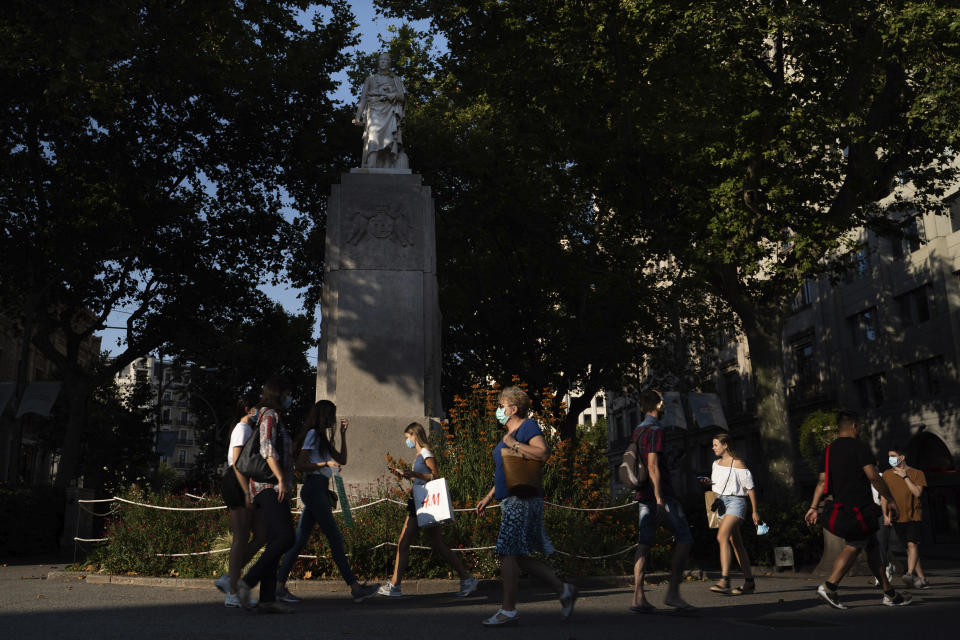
[637,497,693,546]
[277,475,355,586]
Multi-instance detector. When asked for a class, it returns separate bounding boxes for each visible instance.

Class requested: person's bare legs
[516,556,563,593]
[729,520,752,579]
[632,545,652,608]
[906,542,925,578]
[715,515,739,587]
[390,515,418,587]
[424,527,471,580]
[827,544,860,586]
[664,542,692,607]
[228,507,253,593]
[500,555,520,611]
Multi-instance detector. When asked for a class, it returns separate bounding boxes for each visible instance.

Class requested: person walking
[804,411,912,609]
[703,434,759,596]
[273,400,379,604]
[475,386,578,627]
[630,390,694,613]
[378,422,479,598]
[234,379,296,613]
[214,393,267,607]
[882,444,929,589]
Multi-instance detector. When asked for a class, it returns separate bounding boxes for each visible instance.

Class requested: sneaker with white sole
[885,563,895,582]
[883,591,913,606]
[816,584,848,610]
[236,579,254,610]
[482,609,519,626]
[914,577,930,590]
[214,575,231,594]
[275,584,301,603]
[560,583,579,620]
[457,576,479,597]
[352,582,380,603]
[378,583,403,597]
[224,592,241,608]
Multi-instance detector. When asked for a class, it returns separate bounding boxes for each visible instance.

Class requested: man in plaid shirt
[630,390,694,613]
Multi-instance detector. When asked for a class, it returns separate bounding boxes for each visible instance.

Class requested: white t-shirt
[303,429,334,477]
[227,420,253,466]
[711,460,755,496]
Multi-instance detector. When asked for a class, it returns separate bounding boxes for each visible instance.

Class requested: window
[161,408,171,423]
[723,370,742,414]
[178,429,187,443]
[854,373,886,408]
[162,391,172,405]
[583,414,593,426]
[792,279,814,311]
[847,307,878,346]
[178,450,186,464]
[905,216,925,253]
[843,248,871,283]
[896,284,935,328]
[792,337,816,395]
[595,395,604,408]
[906,356,947,397]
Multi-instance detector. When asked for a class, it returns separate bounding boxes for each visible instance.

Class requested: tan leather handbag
[502,448,542,497]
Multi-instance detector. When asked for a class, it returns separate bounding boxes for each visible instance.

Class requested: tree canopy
[0,0,358,486]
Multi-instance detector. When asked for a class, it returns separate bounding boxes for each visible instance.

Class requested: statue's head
[377,52,391,71]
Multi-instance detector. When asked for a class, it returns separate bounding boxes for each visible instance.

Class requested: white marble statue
[354,52,409,169]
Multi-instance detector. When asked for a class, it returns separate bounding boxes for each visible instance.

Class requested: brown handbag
[501,447,542,497]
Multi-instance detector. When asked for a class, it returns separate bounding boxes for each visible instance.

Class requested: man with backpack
[629,390,694,613]
[804,411,912,609]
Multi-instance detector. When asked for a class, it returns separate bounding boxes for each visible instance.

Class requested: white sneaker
[457,576,479,597]
[378,583,403,597]
[224,592,241,608]
[882,592,913,607]
[214,575,231,594]
[482,609,519,626]
[816,584,848,610]
[914,577,930,590]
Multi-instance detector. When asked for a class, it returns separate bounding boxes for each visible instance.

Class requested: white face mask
[888,456,900,468]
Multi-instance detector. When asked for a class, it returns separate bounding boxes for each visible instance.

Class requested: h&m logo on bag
[420,492,441,508]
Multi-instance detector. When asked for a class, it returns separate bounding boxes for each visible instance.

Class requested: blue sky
[98,2,434,365]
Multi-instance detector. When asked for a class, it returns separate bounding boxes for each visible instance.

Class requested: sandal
[629,602,656,614]
[731,579,756,595]
[710,577,730,594]
[482,609,520,626]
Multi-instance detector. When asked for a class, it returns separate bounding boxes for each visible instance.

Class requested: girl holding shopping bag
[380,422,479,598]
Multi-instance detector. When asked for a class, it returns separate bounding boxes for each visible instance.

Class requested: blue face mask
[495,407,509,425]
[282,395,293,410]
[888,456,900,468]
[405,438,416,449]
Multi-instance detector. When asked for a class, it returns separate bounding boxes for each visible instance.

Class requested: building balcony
[788,380,833,408]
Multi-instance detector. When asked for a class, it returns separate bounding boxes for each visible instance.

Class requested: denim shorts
[719,495,748,520]
[637,497,693,546]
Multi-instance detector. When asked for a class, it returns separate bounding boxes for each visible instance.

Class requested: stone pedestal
[316,171,442,492]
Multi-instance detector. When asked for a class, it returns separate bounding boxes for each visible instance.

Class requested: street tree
[0,1,357,487]
[378,1,960,488]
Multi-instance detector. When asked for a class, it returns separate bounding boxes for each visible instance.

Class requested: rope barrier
[544,500,638,512]
[75,537,111,543]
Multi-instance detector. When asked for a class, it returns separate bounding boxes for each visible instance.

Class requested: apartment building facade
[115,356,202,477]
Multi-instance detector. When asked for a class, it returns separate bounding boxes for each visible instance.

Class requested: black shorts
[844,533,878,550]
[220,467,247,509]
[894,521,922,544]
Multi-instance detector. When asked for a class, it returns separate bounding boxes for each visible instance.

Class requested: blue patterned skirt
[495,496,555,557]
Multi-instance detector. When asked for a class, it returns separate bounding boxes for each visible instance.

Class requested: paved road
[1,562,957,639]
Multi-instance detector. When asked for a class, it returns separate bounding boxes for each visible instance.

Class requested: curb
[45,569,812,591]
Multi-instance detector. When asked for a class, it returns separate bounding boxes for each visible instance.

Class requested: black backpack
[234,409,281,483]
[618,428,649,489]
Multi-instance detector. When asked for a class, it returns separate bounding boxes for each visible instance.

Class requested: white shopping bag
[412,478,455,528]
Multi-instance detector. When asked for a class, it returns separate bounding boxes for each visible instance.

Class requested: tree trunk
[54,375,91,489]
[738,305,797,495]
